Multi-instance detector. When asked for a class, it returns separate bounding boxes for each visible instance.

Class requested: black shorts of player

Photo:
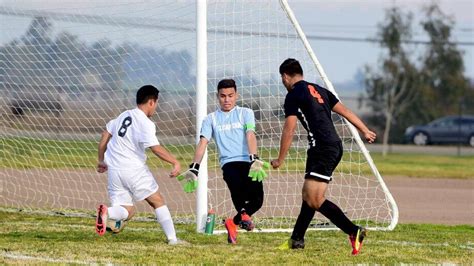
[222,161,264,216]
[304,141,343,183]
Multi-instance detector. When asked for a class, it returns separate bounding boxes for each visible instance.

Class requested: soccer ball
[106,219,128,234]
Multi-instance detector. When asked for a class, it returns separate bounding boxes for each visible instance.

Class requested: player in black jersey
[271,58,376,255]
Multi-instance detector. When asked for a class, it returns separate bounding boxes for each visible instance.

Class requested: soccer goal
[0,0,398,233]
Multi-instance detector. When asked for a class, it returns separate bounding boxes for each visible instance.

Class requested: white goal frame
[0,0,398,234]
[194,0,398,233]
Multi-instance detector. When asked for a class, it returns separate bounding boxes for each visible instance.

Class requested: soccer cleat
[168,238,190,246]
[291,238,305,249]
[224,218,238,244]
[349,227,367,255]
[278,239,290,250]
[106,219,128,234]
[239,212,255,231]
[278,238,305,250]
[95,204,108,236]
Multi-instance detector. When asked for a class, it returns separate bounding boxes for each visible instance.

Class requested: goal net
[0,0,398,232]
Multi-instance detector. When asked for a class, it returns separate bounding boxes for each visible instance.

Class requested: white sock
[107,206,129,221]
[155,205,177,241]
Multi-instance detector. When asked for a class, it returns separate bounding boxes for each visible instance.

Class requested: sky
[1,0,472,86]
[289,0,473,84]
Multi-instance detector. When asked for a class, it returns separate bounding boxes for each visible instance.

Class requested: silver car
[404,115,474,146]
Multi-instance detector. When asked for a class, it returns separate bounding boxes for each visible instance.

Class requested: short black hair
[136,85,159,105]
[279,58,303,76]
[217,79,237,92]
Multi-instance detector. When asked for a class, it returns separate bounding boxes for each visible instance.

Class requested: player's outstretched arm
[332,102,376,143]
[249,154,270,182]
[150,145,181,177]
[176,137,209,193]
[97,130,112,173]
[246,130,258,155]
[246,131,269,182]
[271,115,297,169]
[192,137,209,164]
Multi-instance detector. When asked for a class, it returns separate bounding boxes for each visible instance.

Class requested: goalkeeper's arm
[176,137,208,193]
[192,137,209,164]
[246,130,258,155]
[246,130,269,182]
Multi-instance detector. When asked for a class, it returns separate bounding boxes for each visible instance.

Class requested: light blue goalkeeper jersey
[200,106,256,167]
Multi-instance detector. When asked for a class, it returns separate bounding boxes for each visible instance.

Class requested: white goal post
[196,0,398,233]
[279,0,398,231]
[0,0,398,233]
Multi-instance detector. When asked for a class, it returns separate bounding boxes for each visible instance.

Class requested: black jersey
[284,80,340,147]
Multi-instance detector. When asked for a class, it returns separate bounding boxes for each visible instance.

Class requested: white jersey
[104,108,160,170]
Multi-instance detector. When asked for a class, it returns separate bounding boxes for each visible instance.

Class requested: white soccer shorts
[107,167,159,206]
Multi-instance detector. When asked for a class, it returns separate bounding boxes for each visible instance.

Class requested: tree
[363,7,421,156]
[419,2,471,118]
[21,16,52,46]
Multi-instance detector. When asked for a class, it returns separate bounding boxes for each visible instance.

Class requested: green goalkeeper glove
[176,163,199,193]
[249,154,270,182]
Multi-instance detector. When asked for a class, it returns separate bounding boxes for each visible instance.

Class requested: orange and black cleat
[95,204,108,236]
[239,212,255,231]
[349,227,367,255]
[224,218,237,244]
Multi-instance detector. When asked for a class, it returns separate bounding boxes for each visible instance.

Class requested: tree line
[0,16,194,96]
[362,2,473,151]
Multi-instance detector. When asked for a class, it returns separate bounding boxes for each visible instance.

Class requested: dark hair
[279,58,303,76]
[217,79,237,92]
[136,85,159,105]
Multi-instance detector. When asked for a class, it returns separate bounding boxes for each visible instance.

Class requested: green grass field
[1,137,473,178]
[0,210,472,264]
[1,137,473,263]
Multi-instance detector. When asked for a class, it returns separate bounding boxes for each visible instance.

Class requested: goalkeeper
[179,78,269,244]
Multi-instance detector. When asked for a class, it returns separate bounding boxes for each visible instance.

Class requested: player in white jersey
[95,85,185,245]
[178,79,269,244]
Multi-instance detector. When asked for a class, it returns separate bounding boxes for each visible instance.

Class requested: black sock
[242,180,264,217]
[233,208,245,225]
[291,201,316,241]
[318,199,358,235]
[243,198,263,217]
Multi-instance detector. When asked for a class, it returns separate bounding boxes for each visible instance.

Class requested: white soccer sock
[155,205,177,241]
[107,205,129,221]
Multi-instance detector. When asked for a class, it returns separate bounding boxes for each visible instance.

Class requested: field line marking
[0,251,104,264]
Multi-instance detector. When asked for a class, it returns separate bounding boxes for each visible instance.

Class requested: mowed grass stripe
[2,221,473,250]
[0,211,472,264]
[2,251,95,265]
[1,137,473,178]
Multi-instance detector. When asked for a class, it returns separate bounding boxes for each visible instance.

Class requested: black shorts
[222,161,251,181]
[304,141,343,183]
[221,161,264,214]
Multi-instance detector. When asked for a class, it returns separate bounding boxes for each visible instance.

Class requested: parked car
[404,115,474,146]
